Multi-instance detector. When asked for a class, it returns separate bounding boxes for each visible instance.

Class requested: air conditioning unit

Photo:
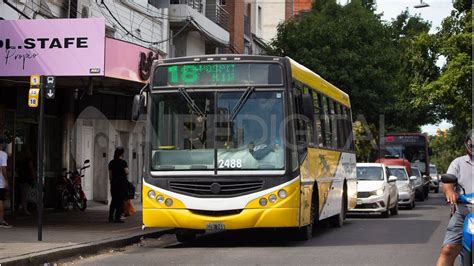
[81,6,89,18]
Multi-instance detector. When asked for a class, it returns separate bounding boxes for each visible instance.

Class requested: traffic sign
[30,75,41,87]
[44,76,55,99]
[28,88,40,108]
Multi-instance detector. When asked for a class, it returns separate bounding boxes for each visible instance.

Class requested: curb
[0,228,174,266]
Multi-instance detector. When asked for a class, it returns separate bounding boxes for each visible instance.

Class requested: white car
[388,166,417,209]
[352,163,399,218]
[429,164,440,193]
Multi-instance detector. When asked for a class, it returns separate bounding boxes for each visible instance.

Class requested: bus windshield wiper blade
[230,86,255,121]
[178,88,205,117]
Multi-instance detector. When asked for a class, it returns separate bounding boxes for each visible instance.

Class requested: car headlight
[374,188,384,196]
[467,217,474,234]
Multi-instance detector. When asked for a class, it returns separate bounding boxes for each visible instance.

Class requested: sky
[375,0,455,33]
[375,0,455,135]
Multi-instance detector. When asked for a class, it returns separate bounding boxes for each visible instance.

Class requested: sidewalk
[0,202,171,265]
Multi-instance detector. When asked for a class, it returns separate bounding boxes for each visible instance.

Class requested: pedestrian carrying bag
[123,199,136,217]
[126,181,136,200]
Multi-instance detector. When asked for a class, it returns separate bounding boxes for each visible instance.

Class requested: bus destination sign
[153,62,282,87]
[384,135,426,145]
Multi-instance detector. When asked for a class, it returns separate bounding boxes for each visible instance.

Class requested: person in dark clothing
[108,147,129,223]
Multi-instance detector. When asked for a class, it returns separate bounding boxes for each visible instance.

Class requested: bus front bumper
[143,208,300,230]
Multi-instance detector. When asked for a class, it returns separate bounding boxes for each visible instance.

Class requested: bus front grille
[189,209,243,216]
[357,192,371,198]
[168,180,265,197]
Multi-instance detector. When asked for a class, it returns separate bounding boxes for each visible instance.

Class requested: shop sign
[0,18,105,77]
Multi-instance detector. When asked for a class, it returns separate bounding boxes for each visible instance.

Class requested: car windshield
[356,167,384,181]
[430,166,438,175]
[389,168,408,180]
[150,90,285,172]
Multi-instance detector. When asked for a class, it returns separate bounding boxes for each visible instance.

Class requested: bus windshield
[150,90,284,172]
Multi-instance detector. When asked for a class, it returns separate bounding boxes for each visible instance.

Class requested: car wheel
[381,208,390,218]
[390,200,399,215]
[434,187,439,193]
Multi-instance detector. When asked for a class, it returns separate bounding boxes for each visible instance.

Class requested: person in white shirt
[436,130,473,266]
[0,138,12,228]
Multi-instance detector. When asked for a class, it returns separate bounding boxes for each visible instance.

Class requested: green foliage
[269,1,438,133]
[429,129,464,173]
[270,0,401,127]
[411,0,473,136]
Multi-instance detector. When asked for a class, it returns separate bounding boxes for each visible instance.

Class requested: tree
[269,0,436,132]
[411,0,473,136]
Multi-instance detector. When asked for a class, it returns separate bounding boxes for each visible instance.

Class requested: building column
[61,89,75,170]
[225,0,245,53]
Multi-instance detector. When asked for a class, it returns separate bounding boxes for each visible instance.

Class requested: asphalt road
[67,191,451,266]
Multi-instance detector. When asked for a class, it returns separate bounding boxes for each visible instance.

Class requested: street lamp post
[414,0,430,8]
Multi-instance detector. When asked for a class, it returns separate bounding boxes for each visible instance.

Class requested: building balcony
[169,2,229,46]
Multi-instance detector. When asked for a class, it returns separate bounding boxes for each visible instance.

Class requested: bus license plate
[206,222,225,231]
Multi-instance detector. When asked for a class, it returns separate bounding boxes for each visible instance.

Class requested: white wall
[260,0,286,43]
[186,31,206,56]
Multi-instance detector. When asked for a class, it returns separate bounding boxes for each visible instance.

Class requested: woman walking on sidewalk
[108,147,129,223]
[0,138,12,228]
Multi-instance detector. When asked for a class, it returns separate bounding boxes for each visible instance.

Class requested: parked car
[351,163,399,218]
[412,167,429,201]
[429,164,440,193]
[388,166,416,209]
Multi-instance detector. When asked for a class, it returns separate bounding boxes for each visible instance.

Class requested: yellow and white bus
[135,55,357,241]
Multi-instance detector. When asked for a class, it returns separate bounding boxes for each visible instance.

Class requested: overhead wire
[100,0,191,45]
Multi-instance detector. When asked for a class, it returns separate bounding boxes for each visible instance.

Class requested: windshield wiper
[229,86,255,121]
[178,88,205,117]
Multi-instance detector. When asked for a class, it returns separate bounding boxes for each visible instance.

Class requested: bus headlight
[268,194,277,203]
[148,190,156,199]
[165,198,173,207]
[156,195,164,204]
[259,198,268,206]
[278,189,287,199]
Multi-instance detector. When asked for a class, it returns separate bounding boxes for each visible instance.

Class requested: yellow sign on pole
[28,88,40,108]
[30,74,41,87]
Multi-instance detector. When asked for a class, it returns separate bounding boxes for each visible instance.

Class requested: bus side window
[330,100,338,149]
[293,84,308,147]
[303,86,314,147]
[338,104,347,150]
[323,97,333,148]
[334,101,343,149]
[312,92,324,147]
[345,107,355,151]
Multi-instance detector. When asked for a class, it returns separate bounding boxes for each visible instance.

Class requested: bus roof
[288,57,350,107]
[156,54,283,64]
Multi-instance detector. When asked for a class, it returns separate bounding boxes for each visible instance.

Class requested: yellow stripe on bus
[288,57,350,107]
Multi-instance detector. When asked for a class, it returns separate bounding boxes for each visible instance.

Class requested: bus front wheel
[175,229,197,243]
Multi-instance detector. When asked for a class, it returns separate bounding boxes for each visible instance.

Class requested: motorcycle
[441,173,473,266]
[57,159,90,211]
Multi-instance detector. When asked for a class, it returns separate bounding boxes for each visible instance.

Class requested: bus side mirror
[301,93,314,122]
[132,94,146,121]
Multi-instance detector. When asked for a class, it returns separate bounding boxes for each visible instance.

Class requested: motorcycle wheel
[74,195,87,211]
[59,190,69,211]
